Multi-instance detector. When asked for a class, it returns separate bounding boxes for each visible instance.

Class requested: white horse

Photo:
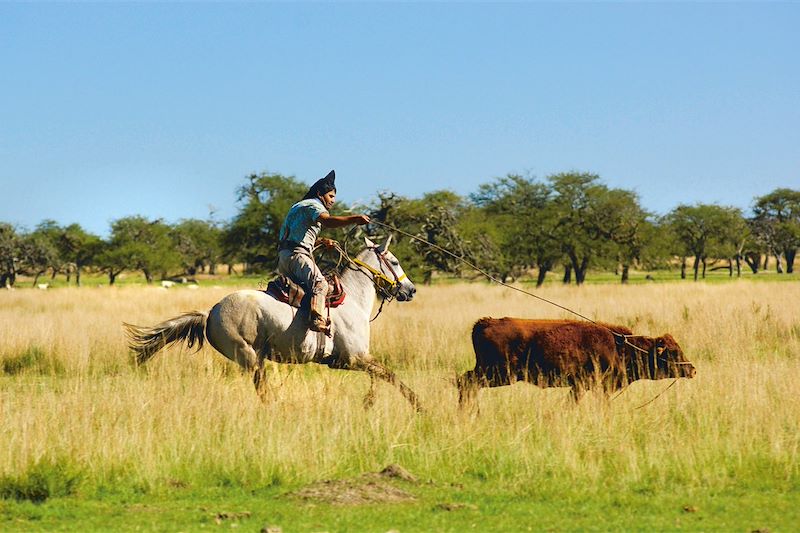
[124,237,421,410]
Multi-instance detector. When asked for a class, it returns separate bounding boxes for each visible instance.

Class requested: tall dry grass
[1,282,798,494]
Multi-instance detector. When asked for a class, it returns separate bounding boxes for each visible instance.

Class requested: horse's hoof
[363,394,376,410]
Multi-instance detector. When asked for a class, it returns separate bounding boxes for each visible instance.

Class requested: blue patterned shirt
[279,198,329,250]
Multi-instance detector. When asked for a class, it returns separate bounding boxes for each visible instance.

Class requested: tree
[469,174,560,286]
[18,231,59,287]
[0,223,21,287]
[743,218,770,274]
[30,220,67,281]
[59,224,102,286]
[171,218,223,275]
[97,216,180,284]
[666,204,745,281]
[752,188,800,274]
[713,210,749,277]
[584,188,651,284]
[369,190,473,284]
[549,172,611,285]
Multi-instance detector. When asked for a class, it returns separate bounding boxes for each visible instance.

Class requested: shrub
[1,345,64,376]
[0,458,83,503]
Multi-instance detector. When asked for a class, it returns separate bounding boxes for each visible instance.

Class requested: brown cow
[457,318,696,405]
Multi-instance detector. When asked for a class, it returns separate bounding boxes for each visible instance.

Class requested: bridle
[350,247,406,297]
[610,333,696,407]
[333,243,409,320]
[615,333,694,379]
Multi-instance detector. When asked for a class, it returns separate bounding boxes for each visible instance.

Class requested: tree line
[1,172,798,287]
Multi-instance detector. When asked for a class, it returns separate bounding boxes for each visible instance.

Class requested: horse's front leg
[363,374,377,410]
[350,356,423,412]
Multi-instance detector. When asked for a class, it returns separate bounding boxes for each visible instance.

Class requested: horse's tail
[123,311,208,365]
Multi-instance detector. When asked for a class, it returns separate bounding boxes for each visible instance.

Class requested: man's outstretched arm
[318,213,370,229]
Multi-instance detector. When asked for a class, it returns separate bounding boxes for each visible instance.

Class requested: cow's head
[651,334,696,379]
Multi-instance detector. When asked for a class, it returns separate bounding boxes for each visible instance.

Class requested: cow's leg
[457,370,483,409]
[569,377,589,402]
[333,355,422,412]
[485,366,513,388]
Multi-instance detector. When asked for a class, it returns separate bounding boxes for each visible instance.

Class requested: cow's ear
[364,236,376,248]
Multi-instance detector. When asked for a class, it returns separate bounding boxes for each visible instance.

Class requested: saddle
[264,273,346,309]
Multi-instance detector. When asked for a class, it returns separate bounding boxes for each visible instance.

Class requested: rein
[331,242,406,321]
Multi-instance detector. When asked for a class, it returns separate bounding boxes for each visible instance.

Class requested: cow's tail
[123,311,208,365]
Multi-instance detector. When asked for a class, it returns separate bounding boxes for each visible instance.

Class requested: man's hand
[352,214,370,226]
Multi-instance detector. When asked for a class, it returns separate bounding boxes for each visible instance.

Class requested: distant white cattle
[37,283,49,290]
[160,280,175,288]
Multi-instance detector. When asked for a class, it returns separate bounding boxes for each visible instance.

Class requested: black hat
[302,170,336,200]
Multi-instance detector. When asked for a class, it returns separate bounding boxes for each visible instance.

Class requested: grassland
[1,279,799,531]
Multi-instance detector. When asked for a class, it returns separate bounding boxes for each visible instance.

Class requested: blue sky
[1,3,798,236]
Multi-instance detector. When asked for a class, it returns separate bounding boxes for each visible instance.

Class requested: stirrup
[309,314,331,334]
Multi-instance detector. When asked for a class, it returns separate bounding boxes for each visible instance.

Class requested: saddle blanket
[264,273,346,309]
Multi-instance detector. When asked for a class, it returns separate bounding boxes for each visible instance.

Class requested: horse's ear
[364,236,376,248]
[382,234,392,251]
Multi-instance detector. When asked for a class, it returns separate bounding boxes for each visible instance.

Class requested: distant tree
[743,218,770,274]
[666,204,744,280]
[549,172,612,285]
[412,191,473,284]
[469,174,559,286]
[59,223,102,286]
[30,220,68,281]
[715,210,750,277]
[93,240,128,286]
[585,188,651,284]
[18,231,59,287]
[637,219,675,272]
[751,188,800,274]
[97,216,180,284]
[0,223,21,287]
[171,218,223,276]
[368,190,472,284]
[366,192,426,280]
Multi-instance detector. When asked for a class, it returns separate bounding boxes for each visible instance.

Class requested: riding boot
[308,292,330,334]
[308,310,330,333]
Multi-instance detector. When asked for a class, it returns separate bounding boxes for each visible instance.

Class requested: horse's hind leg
[228,339,269,404]
[253,365,270,404]
[346,356,422,412]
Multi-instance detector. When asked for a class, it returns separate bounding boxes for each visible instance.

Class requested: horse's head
[361,236,416,301]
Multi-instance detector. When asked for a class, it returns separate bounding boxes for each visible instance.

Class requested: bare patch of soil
[433,502,478,511]
[290,464,417,506]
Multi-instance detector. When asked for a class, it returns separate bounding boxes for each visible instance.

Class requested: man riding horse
[277,170,370,333]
